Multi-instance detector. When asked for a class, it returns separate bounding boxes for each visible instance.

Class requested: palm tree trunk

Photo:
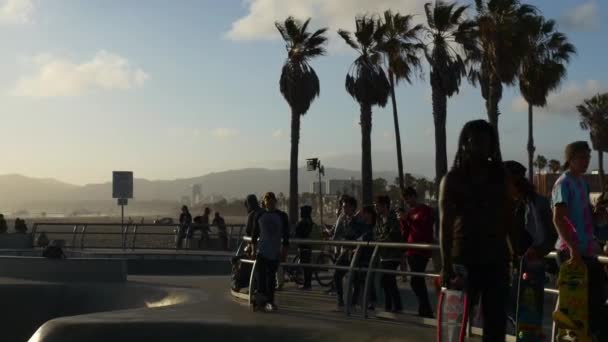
[389,71,405,200]
[432,85,448,199]
[289,109,300,225]
[527,102,536,183]
[360,103,373,206]
[486,75,500,142]
[599,150,605,191]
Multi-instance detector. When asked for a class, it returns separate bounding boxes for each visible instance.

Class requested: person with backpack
[375,195,404,313]
[251,192,290,312]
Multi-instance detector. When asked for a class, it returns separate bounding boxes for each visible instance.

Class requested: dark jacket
[295,218,314,249]
[245,195,262,237]
[179,212,192,227]
[375,212,403,261]
[252,209,290,260]
[509,194,558,258]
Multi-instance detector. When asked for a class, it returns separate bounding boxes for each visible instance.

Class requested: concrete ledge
[0,233,33,248]
[0,256,127,282]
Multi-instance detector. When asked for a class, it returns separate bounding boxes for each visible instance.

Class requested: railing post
[80,225,87,249]
[345,244,362,316]
[131,224,138,250]
[248,258,257,306]
[71,225,79,249]
[362,244,380,319]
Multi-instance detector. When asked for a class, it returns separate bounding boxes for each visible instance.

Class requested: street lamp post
[306,158,325,226]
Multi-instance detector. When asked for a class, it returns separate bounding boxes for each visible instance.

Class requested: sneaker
[264,303,278,313]
[367,303,375,311]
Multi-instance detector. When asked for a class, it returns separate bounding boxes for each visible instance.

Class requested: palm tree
[534,155,547,175]
[276,17,328,223]
[578,93,608,190]
[519,15,575,182]
[424,0,478,193]
[548,159,561,174]
[376,11,425,195]
[339,16,391,205]
[471,0,537,134]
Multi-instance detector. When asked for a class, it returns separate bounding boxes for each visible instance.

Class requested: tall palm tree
[376,11,425,195]
[578,93,608,190]
[548,159,561,174]
[471,0,537,134]
[276,17,328,223]
[424,1,478,192]
[519,15,575,182]
[339,16,391,205]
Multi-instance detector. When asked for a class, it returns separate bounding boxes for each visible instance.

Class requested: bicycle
[283,246,337,287]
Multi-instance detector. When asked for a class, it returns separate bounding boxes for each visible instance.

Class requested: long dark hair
[452,120,503,172]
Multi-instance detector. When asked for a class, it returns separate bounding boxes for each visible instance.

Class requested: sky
[0,0,607,185]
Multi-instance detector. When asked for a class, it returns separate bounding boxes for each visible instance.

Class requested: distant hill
[0,168,410,212]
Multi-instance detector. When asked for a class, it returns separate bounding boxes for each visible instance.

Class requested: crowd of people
[237,119,607,341]
[177,206,228,250]
[0,215,28,234]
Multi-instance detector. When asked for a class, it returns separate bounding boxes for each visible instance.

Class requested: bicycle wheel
[291,255,304,286]
[315,252,336,287]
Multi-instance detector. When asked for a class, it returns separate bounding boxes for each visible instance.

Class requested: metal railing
[231,236,608,330]
[30,222,247,251]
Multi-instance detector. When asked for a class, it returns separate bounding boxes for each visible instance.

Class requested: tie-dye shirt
[551,171,595,256]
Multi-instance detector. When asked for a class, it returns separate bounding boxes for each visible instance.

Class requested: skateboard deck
[552,261,590,342]
[515,257,545,341]
[437,288,469,342]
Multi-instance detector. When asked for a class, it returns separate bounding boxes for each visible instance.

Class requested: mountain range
[0,168,408,213]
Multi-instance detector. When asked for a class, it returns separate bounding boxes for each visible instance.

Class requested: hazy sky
[0,0,606,185]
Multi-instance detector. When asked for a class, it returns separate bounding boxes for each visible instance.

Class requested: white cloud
[212,128,240,139]
[11,50,149,97]
[511,80,608,116]
[559,1,600,32]
[272,129,284,138]
[0,0,34,25]
[226,0,425,49]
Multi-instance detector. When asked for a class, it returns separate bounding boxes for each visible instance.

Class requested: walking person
[176,205,192,249]
[212,211,228,251]
[551,141,608,340]
[251,192,290,312]
[401,187,435,318]
[374,195,403,313]
[333,195,358,310]
[295,205,315,290]
[439,119,513,342]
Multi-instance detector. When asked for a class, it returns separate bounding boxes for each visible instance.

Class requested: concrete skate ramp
[28,276,437,342]
[0,279,187,342]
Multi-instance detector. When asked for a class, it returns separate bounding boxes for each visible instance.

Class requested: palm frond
[338,29,360,51]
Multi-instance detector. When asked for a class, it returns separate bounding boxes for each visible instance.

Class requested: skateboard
[552,261,590,342]
[515,257,546,341]
[437,287,469,342]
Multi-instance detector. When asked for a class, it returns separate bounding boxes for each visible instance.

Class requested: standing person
[375,195,403,313]
[176,206,192,249]
[0,214,7,234]
[401,187,435,318]
[439,120,513,342]
[333,196,358,310]
[295,205,315,290]
[192,207,211,248]
[350,205,376,309]
[212,212,228,251]
[251,192,290,312]
[552,141,608,340]
[245,195,263,236]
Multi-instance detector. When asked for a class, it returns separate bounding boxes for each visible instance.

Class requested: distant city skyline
[0,0,606,185]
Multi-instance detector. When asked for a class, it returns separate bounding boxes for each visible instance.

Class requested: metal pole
[121,203,124,240]
[318,166,323,226]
